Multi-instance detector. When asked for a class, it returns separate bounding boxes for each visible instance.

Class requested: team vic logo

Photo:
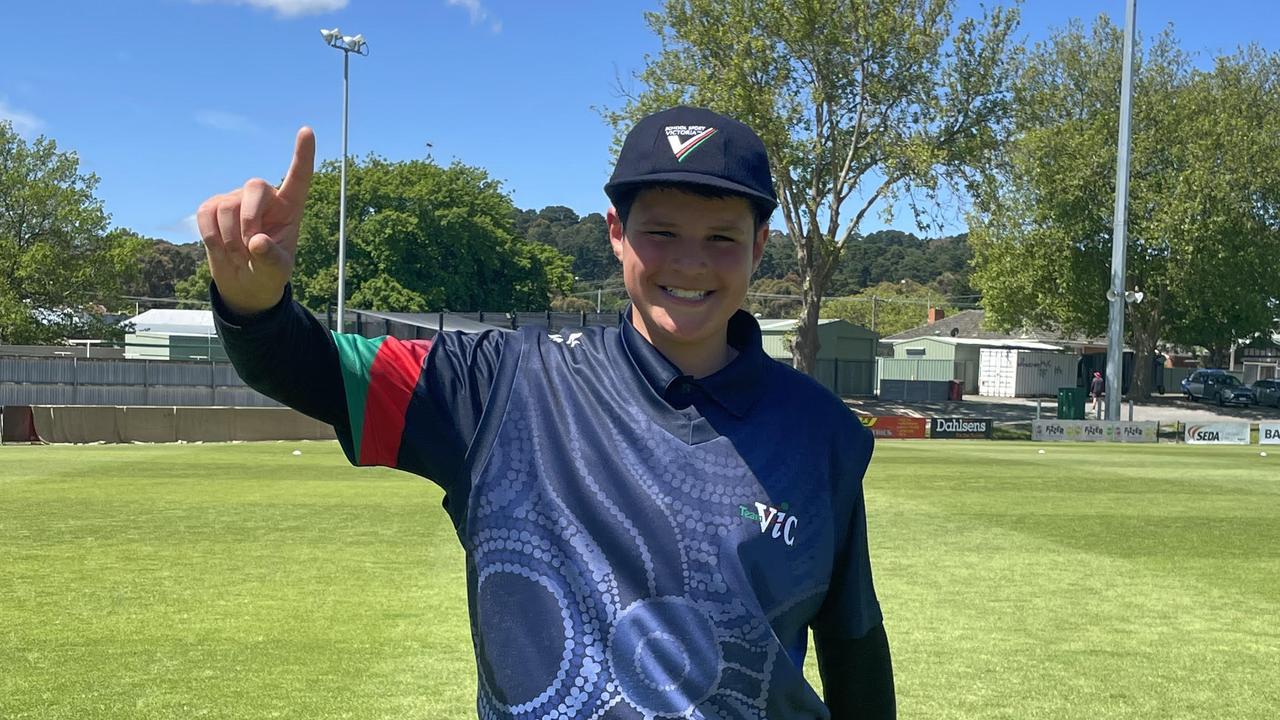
[665,125,718,162]
[739,502,798,546]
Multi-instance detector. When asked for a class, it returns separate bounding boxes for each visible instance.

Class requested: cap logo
[665,125,718,162]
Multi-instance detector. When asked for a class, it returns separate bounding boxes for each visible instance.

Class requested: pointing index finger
[278,126,315,203]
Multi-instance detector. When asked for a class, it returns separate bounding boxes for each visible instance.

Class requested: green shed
[757,318,878,396]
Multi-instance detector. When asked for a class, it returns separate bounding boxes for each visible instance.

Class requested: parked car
[1184,369,1256,405]
[1183,369,1230,399]
[1200,373,1255,406]
[1252,378,1280,408]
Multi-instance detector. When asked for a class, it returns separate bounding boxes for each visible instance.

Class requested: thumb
[278,127,316,205]
[246,232,294,276]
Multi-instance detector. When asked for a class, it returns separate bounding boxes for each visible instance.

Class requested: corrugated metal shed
[979,348,1078,397]
[756,318,878,396]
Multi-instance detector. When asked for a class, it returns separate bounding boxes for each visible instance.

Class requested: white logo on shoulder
[548,331,583,348]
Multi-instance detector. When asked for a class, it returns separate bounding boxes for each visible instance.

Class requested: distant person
[196,107,895,718]
[1090,371,1105,413]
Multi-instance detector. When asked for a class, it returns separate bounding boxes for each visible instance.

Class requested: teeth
[664,287,708,299]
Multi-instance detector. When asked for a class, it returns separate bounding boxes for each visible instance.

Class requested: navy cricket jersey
[213,284,882,720]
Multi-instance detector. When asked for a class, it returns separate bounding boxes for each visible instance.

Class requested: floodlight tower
[320,28,369,332]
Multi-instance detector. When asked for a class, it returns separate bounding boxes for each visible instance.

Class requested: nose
[668,235,709,273]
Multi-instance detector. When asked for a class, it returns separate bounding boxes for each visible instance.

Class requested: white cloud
[161,214,204,244]
[194,0,348,18]
[194,110,260,134]
[0,99,43,137]
[446,0,501,32]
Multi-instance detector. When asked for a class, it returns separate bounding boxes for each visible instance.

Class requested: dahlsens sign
[930,417,994,439]
[1032,420,1158,443]
[1184,422,1251,445]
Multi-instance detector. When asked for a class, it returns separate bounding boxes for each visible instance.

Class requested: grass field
[2,440,1277,719]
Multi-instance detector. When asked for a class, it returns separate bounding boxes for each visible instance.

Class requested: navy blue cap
[604,106,778,213]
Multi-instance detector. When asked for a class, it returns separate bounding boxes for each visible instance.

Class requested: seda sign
[1183,422,1250,445]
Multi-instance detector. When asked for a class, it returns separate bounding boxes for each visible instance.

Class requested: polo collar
[619,305,766,418]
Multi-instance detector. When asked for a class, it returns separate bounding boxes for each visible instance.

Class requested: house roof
[884,309,1106,346]
[121,309,215,336]
[893,336,1064,351]
[755,318,842,333]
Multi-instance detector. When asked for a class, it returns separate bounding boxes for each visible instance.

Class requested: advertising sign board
[930,417,994,439]
[1032,420,1158,443]
[1260,422,1280,445]
[1183,421,1251,445]
[859,416,927,439]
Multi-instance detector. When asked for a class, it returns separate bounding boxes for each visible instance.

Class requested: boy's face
[608,187,767,367]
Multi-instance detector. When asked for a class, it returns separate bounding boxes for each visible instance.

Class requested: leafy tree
[746,274,802,317]
[755,231,798,280]
[273,155,574,314]
[969,19,1280,398]
[516,206,616,283]
[0,121,147,343]
[822,279,954,336]
[175,261,213,304]
[607,0,1020,374]
[118,232,205,302]
[830,229,973,295]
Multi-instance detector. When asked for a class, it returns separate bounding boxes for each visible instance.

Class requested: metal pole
[597,288,602,314]
[1106,0,1138,421]
[336,50,351,333]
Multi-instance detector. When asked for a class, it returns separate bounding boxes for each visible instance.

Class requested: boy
[198,106,894,718]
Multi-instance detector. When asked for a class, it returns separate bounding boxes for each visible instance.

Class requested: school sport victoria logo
[739,501,798,546]
[665,125,718,162]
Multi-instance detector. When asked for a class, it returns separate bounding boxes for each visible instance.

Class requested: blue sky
[4,0,1278,245]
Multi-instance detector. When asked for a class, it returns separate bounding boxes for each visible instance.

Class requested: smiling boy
[199,106,894,718]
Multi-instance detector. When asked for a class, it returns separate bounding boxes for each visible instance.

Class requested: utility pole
[1105,0,1137,421]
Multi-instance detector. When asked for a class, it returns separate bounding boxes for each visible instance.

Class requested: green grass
[2,441,1277,718]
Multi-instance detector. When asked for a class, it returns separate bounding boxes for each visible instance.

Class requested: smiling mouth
[661,286,713,301]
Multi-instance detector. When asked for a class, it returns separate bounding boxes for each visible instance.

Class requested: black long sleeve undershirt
[817,623,896,719]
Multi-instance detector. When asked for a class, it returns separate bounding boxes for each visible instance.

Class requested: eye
[646,230,675,239]
[710,234,738,243]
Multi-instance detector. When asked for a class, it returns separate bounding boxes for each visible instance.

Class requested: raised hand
[197,127,315,316]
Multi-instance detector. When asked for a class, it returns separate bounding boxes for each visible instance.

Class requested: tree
[117,232,205,302]
[0,121,147,344]
[755,230,798,280]
[969,19,1280,398]
[822,279,955,336]
[280,155,573,314]
[606,0,1020,374]
[515,206,617,283]
[746,274,803,317]
[828,229,973,295]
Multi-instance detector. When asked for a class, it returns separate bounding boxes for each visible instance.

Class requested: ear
[607,206,626,263]
[751,223,769,274]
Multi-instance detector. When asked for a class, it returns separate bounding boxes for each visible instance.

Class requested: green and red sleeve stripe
[331,333,432,467]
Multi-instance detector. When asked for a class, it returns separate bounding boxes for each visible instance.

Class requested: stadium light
[320,27,370,332]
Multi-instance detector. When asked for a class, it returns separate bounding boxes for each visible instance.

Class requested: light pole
[1105,0,1137,420]
[320,28,368,332]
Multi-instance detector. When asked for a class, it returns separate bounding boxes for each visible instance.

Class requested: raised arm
[195,130,507,506]
[197,127,314,317]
